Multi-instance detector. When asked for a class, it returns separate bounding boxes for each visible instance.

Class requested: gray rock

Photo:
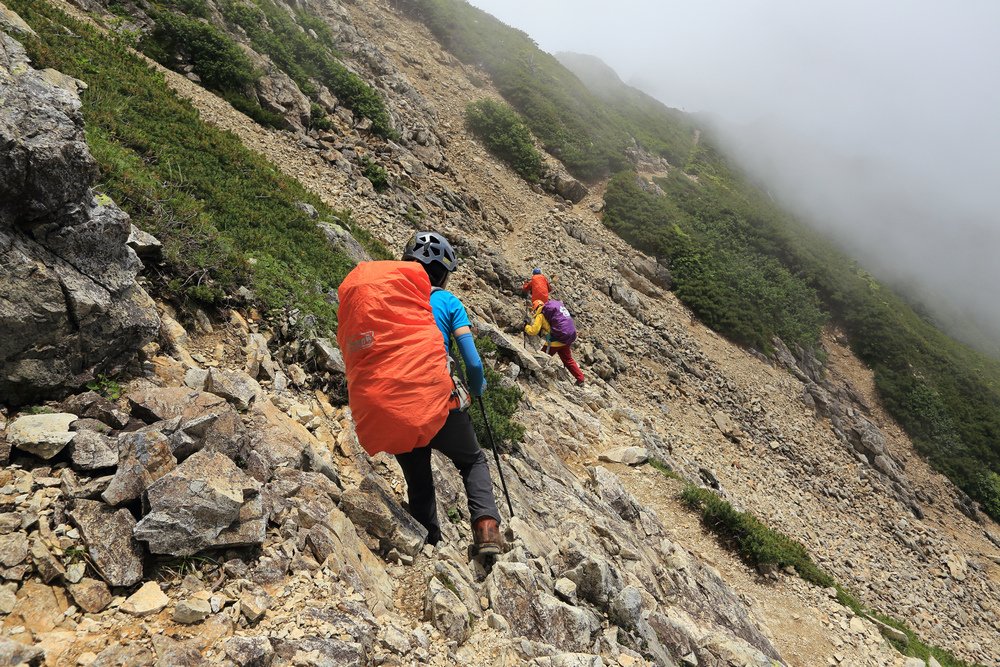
[244,334,275,381]
[101,430,176,505]
[204,368,261,411]
[271,637,364,667]
[211,494,267,549]
[70,429,119,471]
[126,224,162,262]
[127,386,229,424]
[0,33,158,405]
[608,282,643,319]
[554,577,578,603]
[152,635,208,667]
[173,597,212,624]
[424,575,471,644]
[134,450,262,556]
[184,368,209,390]
[169,407,246,461]
[90,644,155,667]
[0,4,36,36]
[318,222,372,265]
[632,257,672,289]
[6,413,77,459]
[545,172,588,203]
[29,537,64,583]
[598,446,649,466]
[0,432,9,467]
[712,411,739,439]
[61,391,128,429]
[246,50,311,132]
[310,338,346,375]
[340,478,427,556]
[587,466,640,522]
[225,636,274,667]
[69,499,143,587]
[0,531,28,567]
[563,556,623,610]
[239,587,272,623]
[0,637,44,667]
[243,400,309,481]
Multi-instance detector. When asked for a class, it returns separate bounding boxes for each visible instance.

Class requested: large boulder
[134,450,264,556]
[0,31,158,404]
[5,413,77,459]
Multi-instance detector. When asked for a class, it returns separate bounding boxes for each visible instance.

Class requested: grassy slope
[11,0,376,332]
[408,0,1000,520]
[404,0,696,181]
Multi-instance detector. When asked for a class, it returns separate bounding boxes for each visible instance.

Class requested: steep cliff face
[0,19,159,404]
[0,1,997,666]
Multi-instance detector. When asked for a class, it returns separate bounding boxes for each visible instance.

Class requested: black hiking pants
[394,409,500,545]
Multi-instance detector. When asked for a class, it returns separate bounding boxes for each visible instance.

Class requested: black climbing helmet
[402,231,458,272]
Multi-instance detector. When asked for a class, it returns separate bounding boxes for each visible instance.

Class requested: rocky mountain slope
[0,1,997,666]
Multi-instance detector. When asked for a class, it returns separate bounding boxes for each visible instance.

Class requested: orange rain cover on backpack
[336,261,453,456]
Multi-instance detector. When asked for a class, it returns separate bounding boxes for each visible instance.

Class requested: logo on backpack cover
[346,331,374,353]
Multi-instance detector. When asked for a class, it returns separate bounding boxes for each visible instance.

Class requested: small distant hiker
[521,267,552,304]
[336,231,504,557]
[525,298,585,386]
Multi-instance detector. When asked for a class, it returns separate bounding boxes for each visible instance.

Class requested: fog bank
[468,0,1000,352]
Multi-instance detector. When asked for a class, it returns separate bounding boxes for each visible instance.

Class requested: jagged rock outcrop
[0,28,158,404]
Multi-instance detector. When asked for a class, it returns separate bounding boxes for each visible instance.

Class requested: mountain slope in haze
[1,0,998,665]
[548,47,1000,526]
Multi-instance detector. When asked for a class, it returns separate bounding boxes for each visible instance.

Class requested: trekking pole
[477,396,515,518]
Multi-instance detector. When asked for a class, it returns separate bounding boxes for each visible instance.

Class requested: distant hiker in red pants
[525,299,585,386]
[521,268,552,304]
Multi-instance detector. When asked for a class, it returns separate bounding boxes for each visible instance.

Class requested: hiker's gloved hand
[456,332,486,396]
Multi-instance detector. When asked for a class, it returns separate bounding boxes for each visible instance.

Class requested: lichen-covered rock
[0,31,158,404]
[69,429,119,471]
[225,635,274,667]
[486,561,601,653]
[69,499,143,587]
[101,430,176,505]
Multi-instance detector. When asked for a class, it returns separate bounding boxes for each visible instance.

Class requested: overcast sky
[468,0,1000,351]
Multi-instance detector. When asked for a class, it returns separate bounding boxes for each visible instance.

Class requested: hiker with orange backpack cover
[521,267,552,304]
[336,231,504,556]
[525,298,585,386]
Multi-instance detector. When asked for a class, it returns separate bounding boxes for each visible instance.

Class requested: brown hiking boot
[472,517,503,557]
